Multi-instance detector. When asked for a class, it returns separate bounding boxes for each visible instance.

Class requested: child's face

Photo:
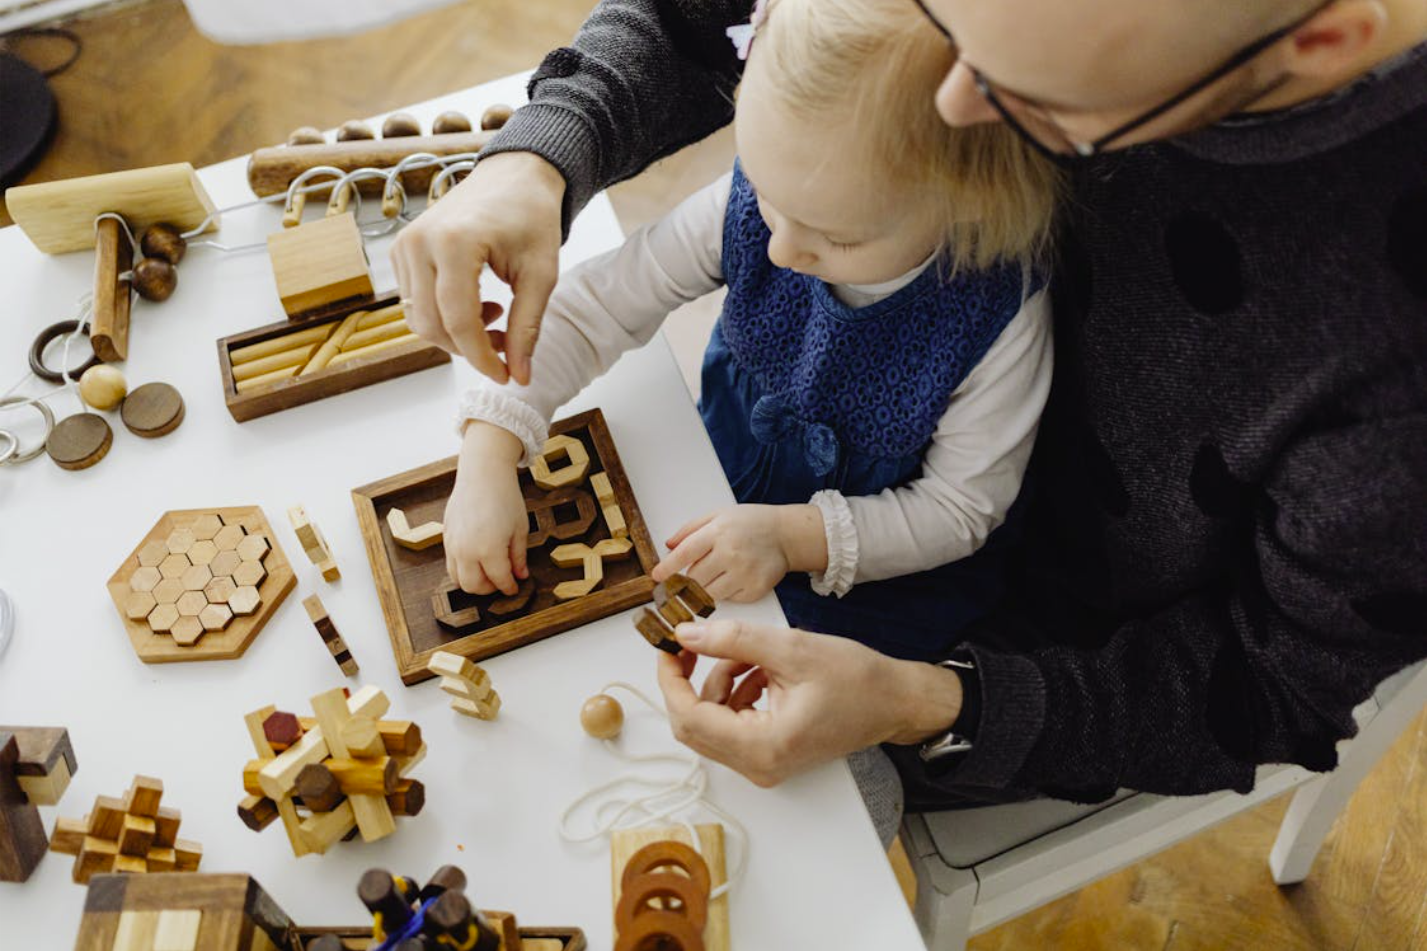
[734,77,946,286]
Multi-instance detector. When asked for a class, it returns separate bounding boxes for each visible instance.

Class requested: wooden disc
[47,413,113,470]
[121,382,185,438]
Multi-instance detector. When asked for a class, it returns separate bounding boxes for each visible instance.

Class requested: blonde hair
[748,0,1061,273]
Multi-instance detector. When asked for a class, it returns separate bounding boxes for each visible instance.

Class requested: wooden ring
[620,841,712,902]
[615,872,708,934]
[614,910,705,951]
[0,396,56,465]
[28,320,101,384]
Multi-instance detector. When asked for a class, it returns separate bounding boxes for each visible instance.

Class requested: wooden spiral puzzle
[352,409,658,685]
[106,507,296,664]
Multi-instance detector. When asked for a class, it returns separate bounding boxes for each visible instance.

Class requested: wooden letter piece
[635,573,716,655]
[289,505,341,581]
[525,487,597,548]
[387,506,444,551]
[590,472,628,540]
[427,651,501,720]
[550,537,633,601]
[529,435,591,490]
[303,594,359,676]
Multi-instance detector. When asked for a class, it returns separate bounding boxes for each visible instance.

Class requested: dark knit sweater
[484,2,1427,803]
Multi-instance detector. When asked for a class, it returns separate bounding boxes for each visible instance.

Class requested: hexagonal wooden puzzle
[106,507,295,663]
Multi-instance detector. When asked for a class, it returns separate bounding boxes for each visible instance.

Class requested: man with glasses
[393,0,1427,814]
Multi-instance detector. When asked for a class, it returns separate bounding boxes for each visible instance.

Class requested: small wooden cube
[266,213,375,318]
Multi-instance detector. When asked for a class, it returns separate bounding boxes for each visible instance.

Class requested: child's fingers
[654,525,717,582]
[481,550,520,597]
[509,531,529,581]
[665,512,716,551]
[455,559,496,596]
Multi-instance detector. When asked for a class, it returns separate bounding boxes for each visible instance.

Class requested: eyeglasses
[911,0,1337,158]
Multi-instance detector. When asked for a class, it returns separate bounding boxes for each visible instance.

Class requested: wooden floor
[4,2,1425,948]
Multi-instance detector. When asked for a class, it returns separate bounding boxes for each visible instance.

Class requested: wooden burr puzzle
[49,775,202,884]
[352,409,659,685]
[106,507,296,664]
[237,686,427,858]
[0,726,76,883]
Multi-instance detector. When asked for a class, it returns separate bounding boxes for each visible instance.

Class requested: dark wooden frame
[216,292,450,423]
[352,409,658,685]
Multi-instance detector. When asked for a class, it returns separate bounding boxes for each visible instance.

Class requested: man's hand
[391,151,566,385]
[652,504,828,602]
[656,619,964,787]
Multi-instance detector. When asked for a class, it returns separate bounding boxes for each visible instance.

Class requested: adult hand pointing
[391,151,565,385]
[656,619,965,787]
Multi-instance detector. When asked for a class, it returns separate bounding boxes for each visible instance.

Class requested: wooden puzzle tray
[352,408,658,685]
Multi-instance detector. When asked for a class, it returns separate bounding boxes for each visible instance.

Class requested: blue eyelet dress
[699,164,1037,660]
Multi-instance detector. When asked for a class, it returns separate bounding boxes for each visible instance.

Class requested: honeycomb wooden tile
[49,775,201,884]
[107,508,294,664]
[236,688,426,857]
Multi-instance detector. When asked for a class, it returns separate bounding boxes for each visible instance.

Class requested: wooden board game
[105,507,296,664]
[352,409,658,685]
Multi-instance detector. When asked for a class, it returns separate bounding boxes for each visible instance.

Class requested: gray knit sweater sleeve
[481,0,749,235]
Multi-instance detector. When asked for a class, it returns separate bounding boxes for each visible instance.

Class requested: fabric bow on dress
[749,393,840,477]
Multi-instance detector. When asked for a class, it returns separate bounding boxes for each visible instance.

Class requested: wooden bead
[337,120,375,142]
[138,222,187,265]
[480,104,514,130]
[133,257,177,302]
[580,694,624,740]
[382,112,422,138]
[431,110,472,135]
[287,126,324,145]
[79,364,127,411]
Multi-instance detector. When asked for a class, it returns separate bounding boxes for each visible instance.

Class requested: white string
[0,589,13,660]
[559,681,748,901]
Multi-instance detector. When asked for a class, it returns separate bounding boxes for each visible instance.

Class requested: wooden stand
[610,824,729,951]
[246,132,495,198]
[90,216,133,363]
[352,409,659,686]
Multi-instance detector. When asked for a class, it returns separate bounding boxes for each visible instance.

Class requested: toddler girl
[443,0,1059,660]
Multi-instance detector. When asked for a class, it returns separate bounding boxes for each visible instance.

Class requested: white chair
[901,659,1427,950]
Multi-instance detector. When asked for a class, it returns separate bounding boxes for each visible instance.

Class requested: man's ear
[1278,0,1388,80]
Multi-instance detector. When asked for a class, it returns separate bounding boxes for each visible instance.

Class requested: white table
[0,73,924,950]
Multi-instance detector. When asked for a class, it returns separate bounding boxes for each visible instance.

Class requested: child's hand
[444,422,530,596]
[652,504,828,603]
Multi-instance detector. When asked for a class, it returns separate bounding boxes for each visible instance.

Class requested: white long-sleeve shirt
[459,173,1053,596]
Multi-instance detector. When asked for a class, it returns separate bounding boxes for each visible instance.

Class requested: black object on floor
[0,52,58,189]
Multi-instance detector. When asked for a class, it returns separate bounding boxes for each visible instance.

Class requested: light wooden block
[530,434,590,490]
[266,213,374,318]
[153,909,202,951]
[114,910,160,951]
[5,163,219,254]
[386,507,444,551]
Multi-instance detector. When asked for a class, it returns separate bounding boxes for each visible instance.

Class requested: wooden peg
[382,113,422,138]
[287,126,324,146]
[288,505,340,581]
[431,110,472,134]
[337,120,374,142]
[91,216,133,363]
[480,104,515,131]
[303,594,358,676]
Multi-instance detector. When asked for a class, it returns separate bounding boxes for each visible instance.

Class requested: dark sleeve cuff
[479,102,602,241]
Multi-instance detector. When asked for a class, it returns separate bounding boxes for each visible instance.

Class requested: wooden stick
[91,217,133,363]
[235,364,300,393]
[343,318,411,352]
[327,332,420,367]
[355,303,406,330]
[230,322,335,364]
[231,343,317,382]
[246,132,495,197]
[299,309,367,375]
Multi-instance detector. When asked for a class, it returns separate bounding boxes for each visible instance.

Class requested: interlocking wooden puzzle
[0,726,76,883]
[352,409,658,685]
[237,686,426,858]
[106,507,295,664]
[49,775,202,884]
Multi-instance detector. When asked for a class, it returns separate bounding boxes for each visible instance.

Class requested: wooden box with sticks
[352,409,659,685]
[216,294,449,422]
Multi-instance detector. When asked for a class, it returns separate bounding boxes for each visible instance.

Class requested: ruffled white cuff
[809,490,858,598]
[455,389,549,467]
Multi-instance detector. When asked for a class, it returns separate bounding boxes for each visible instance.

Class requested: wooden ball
[139,222,186,265]
[337,120,375,142]
[580,694,624,739]
[132,258,177,302]
[382,112,422,138]
[480,104,514,131]
[79,364,128,411]
[431,110,472,135]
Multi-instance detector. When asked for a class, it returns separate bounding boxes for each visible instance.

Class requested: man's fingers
[675,617,796,670]
[704,573,738,603]
[433,243,508,383]
[700,659,756,703]
[505,260,558,386]
[727,668,769,711]
[402,256,457,354]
